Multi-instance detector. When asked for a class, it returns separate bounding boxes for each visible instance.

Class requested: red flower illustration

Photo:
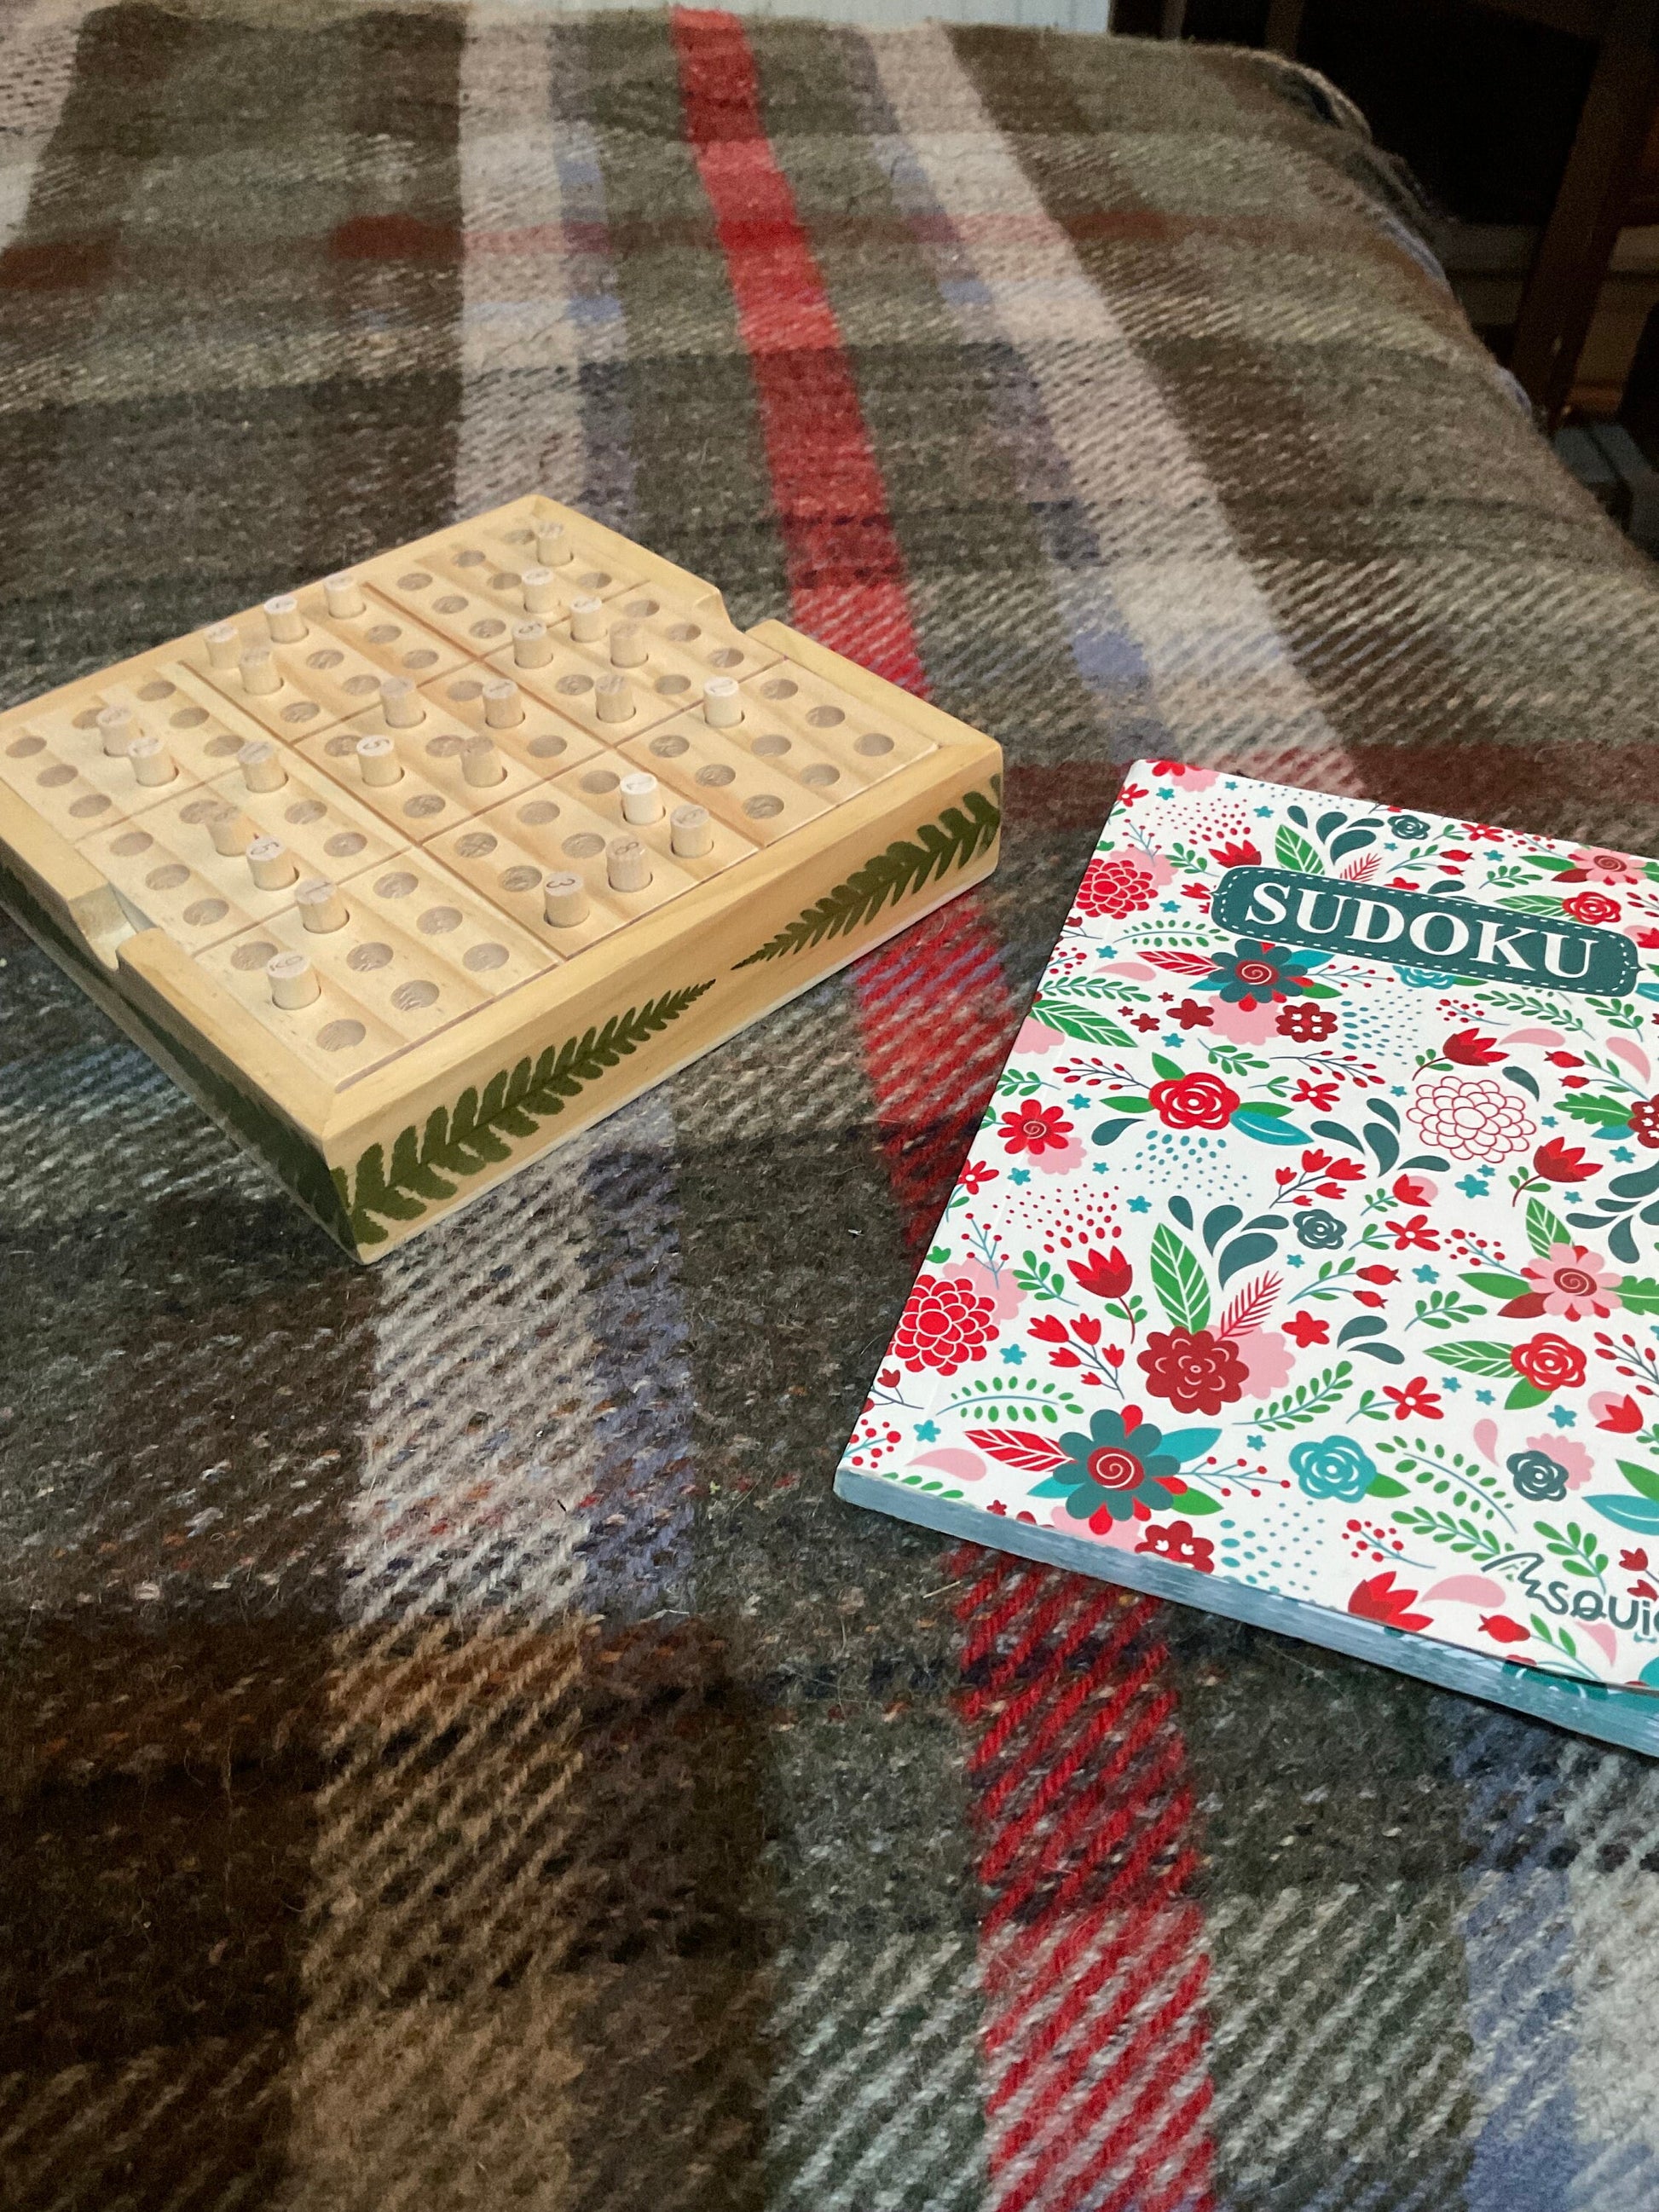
[958,1159,999,1196]
[1072,853,1163,921]
[1392,1172,1436,1206]
[1358,1265,1399,1285]
[1387,1213,1441,1252]
[1532,1138,1600,1184]
[997,1102,1074,1156]
[1284,1312,1330,1347]
[1147,1071,1240,1131]
[1382,1376,1443,1421]
[1443,1030,1506,1066]
[891,1274,999,1377]
[1348,1571,1432,1632]
[1293,1078,1339,1112]
[1137,1327,1248,1414]
[1172,998,1214,1030]
[1632,1096,1659,1150]
[1564,891,1621,924]
[1210,840,1260,868]
[1511,1333,1586,1392]
[1594,1393,1645,1432]
[1069,1246,1133,1300]
[1136,1520,1216,1573]
[1276,1002,1338,1042]
[1621,1548,1650,1573]
[1479,1615,1530,1644]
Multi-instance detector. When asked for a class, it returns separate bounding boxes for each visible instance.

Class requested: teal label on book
[1210,866,1636,996]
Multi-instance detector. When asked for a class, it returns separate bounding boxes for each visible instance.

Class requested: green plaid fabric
[3,6,1658,2207]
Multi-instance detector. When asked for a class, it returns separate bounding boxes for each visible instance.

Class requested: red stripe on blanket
[672,4,1013,1250]
[955,1555,1217,2211]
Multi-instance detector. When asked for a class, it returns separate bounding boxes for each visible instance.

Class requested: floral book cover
[836,763,1659,1753]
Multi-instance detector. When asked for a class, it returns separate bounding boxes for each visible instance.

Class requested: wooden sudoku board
[0,497,1003,1257]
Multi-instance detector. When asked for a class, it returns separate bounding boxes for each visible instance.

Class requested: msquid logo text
[1209,866,1637,998]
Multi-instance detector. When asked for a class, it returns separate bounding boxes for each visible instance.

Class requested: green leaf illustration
[1558,1094,1635,1127]
[1434,1339,1519,1377]
[338,982,714,1246]
[1617,1278,1659,1314]
[1251,1361,1355,1431]
[735,786,1001,965]
[1616,1460,1659,1500]
[1275,826,1323,875]
[1149,1224,1211,1333]
[1524,1198,1571,1257]
[1461,1271,1531,1302]
[1032,994,1136,1047]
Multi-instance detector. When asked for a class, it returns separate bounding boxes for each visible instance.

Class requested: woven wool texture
[4,3,1659,2206]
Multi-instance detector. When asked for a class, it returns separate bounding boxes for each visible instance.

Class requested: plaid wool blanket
[4,4,1659,2207]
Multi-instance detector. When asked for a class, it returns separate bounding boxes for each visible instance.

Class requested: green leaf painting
[735,786,1001,966]
[337,983,714,1246]
[1148,1225,1211,1333]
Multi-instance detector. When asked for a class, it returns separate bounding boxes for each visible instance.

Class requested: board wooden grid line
[0,495,1003,1257]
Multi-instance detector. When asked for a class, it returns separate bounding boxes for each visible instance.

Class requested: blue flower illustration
[1296,1210,1345,1250]
[1289,1435,1379,1502]
[1508,1449,1569,1501]
[1029,1406,1219,1528]
[1197,939,1327,1008]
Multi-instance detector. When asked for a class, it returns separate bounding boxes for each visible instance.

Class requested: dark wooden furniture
[1148,0,1659,429]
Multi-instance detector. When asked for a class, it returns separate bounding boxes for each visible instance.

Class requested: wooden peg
[267,949,321,1008]
[240,646,280,696]
[569,596,605,644]
[512,620,552,667]
[670,802,714,858]
[610,621,647,668]
[128,736,176,788]
[97,703,136,757]
[462,734,506,788]
[208,806,256,858]
[379,676,423,729]
[703,677,741,728]
[606,835,650,892]
[240,740,286,793]
[542,871,589,927]
[324,571,365,620]
[620,771,662,824]
[264,594,306,644]
[204,621,240,670]
[247,835,298,890]
[595,673,633,725]
[483,678,523,728]
[521,565,558,615]
[356,735,402,787]
[296,878,349,933]
[535,522,573,569]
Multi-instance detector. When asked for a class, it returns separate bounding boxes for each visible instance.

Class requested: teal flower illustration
[1507,1448,1569,1502]
[1289,1435,1379,1502]
[1029,1406,1219,1528]
[1198,939,1326,1008]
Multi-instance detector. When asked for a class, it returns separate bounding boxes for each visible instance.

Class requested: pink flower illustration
[1564,846,1643,887]
[1516,1242,1619,1321]
[1231,1329,1297,1398]
[1520,1432,1594,1491]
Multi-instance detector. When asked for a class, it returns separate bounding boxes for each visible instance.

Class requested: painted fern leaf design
[338,981,714,1245]
[734,784,1001,967]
